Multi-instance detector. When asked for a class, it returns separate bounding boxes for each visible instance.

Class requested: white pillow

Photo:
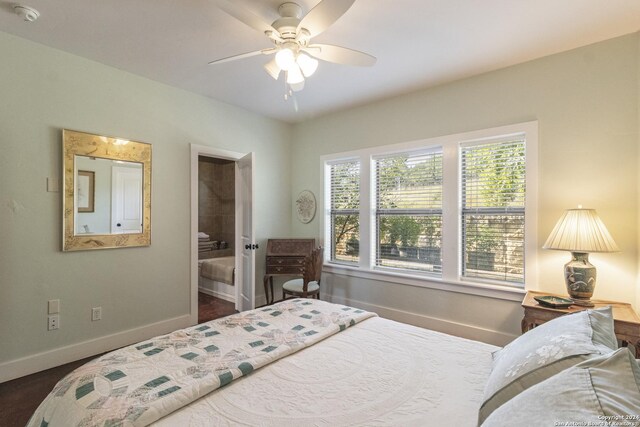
[482,348,640,426]
[479,306,617,424]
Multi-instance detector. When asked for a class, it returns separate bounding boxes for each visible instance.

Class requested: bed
[28,299,640,426]
[154,312,495,426]
[198,256,235,301]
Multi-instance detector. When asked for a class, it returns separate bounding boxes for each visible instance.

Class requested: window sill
[323,263,526,302]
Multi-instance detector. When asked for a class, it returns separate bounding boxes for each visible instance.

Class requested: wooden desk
[522,290,640,357]
[263,238,315,304]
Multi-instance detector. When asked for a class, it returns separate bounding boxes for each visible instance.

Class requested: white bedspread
[28,300,374,427]
[154,316,498,426]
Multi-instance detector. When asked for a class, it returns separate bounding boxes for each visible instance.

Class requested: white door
[111,166,143,234]
[235,152,255,311]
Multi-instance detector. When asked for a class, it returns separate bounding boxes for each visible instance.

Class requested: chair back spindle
[283,246,323,300]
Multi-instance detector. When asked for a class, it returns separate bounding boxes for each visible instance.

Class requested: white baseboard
[325,294,518,347]
[254,293,267,308]
[198,287,235,303]
[0,314,192,384]
[1,295,515,383]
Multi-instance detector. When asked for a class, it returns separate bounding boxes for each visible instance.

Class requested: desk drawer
[267,265,304,274]
[267,256,305,266]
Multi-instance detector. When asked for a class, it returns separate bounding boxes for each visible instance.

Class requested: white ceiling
[1,0,639,123]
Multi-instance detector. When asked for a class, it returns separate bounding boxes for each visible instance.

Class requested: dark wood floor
[0,294,236,427]
[198,292,236,323]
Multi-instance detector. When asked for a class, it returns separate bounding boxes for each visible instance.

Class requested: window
[321,122,536,293]
[461,137,526,283]
[375,150,443,274]
[329,160,360,264]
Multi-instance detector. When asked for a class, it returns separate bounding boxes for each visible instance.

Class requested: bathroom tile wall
[198,156,235,255]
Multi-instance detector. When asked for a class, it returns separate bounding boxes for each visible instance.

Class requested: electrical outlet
[92,307,102,321]
[48,315,59,330]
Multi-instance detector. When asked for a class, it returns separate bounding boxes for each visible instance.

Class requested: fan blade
[209,48,276,65]
[305,44,376,67]
[297,0,356,37]
[215,0,278,35]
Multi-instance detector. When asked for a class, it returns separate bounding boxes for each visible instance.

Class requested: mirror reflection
[74,156,143,235]
[62,129,151,252]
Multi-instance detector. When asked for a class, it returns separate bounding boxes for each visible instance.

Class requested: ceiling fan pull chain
[283,77,293,101]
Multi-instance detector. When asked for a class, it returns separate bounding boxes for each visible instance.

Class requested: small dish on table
[533,295,574,309]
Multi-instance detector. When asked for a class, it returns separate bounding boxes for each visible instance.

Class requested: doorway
[190,145,255,325]
[197,156,236,322]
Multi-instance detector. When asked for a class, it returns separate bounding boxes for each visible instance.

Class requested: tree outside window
[375,151,443,273]
[330,161,360,263]
[461,139,525,282]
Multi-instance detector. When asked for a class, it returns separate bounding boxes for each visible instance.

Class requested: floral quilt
[28,299,376,426]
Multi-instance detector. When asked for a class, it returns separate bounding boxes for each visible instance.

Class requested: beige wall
[291,33,640,344]
[637,33,640,316]
[0,31,291,376]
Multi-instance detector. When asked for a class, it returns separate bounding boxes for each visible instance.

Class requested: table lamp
[542,207,619,307]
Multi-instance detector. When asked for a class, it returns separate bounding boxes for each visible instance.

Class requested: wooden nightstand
[522,290,640,358]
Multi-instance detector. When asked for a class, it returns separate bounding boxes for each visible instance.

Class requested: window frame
[326,158,362,265]
[459,136,527,284]
[319,122,538,301]
[372,147,444,276]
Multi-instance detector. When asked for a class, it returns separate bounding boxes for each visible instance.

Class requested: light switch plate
[47,177,59,192]
[48,299,60,314]
[92,307,102,321]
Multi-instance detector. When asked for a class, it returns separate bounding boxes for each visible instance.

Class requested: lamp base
[564,252,597,304]
[569,298,595,308]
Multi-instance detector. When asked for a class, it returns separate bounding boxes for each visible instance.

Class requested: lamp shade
[263,58,281,80]
[275,48,296,71]
[286,65,304,87]
[296,53,318,77]
[543,208,619,253]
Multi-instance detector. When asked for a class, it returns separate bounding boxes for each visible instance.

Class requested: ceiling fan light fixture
[263,59,281,80]
[286,64,305,85]
[211,0,377,98]
[296,53,318,77]
[289,79,305,92]
[275,48,296,71]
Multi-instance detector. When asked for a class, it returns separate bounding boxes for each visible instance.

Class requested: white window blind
[461,137,526,284]
[329,160,360,263]
[375,150,443,274]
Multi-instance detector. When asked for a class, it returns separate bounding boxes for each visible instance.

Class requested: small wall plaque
[295,190,316,224]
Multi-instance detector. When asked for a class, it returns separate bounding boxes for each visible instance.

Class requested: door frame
[235,152,255,312]
[189,144,249,325]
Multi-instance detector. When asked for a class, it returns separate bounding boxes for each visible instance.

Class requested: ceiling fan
[210,0,376,96]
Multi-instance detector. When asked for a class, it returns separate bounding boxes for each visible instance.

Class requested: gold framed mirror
[63,129,151,251]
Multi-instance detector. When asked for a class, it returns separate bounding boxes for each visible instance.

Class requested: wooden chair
[282,246,324,300]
